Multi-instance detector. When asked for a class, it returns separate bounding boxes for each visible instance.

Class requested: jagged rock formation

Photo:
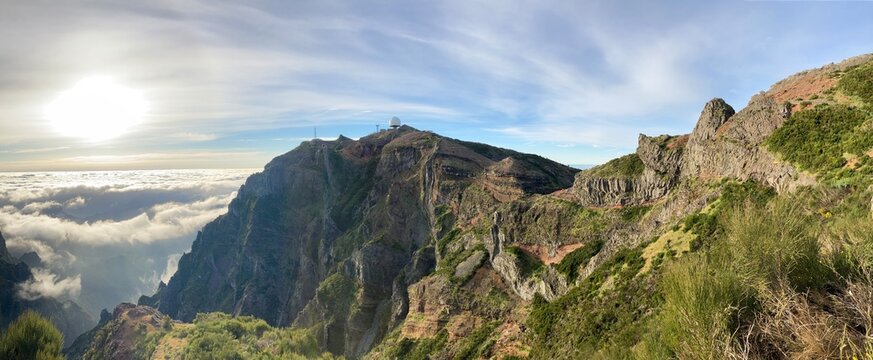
[681,95,815,191]
[0,231,95,347]
[573,94,815,209]
[138,126,577,358]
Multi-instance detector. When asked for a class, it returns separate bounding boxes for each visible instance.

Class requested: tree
[0,311,64,360]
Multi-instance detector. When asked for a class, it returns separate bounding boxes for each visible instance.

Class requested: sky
[0,0,872,171]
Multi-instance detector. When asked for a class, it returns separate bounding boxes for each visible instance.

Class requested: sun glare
[46,76,146,141]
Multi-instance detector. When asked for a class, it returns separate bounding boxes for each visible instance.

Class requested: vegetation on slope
[520,179,873,359]
[768,60,873,184]
[840,62,873,104]
[583,153,645,179]
[527,248,651,359]
[554,240,602,282]
[767,104,872,174]
[638,188,873,359]
[156,313,339,360]
[0,311,65,360]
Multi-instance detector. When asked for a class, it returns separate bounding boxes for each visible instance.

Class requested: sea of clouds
[0,169,255,316]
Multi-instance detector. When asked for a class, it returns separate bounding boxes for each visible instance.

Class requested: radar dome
[389,117,401,129]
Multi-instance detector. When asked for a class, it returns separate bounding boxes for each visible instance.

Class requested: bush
[724,201,832,292]
[767,104,870,173]
[527,249,653,358]
[555,240,603,282]
[584,154,644,179]
[840,62,873,104]
[0,311,64,360]
[651,253,756,359]
[641,195,844,358]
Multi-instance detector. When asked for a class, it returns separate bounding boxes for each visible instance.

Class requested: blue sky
[0,0,871,171]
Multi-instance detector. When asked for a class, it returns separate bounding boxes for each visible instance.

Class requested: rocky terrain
[70,53,873,359]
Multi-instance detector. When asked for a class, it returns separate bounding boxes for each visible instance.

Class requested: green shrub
[725,201,832,292]
[527,249,653,358]
[641,196,841,358]
[170,313,334,359]
[584,154,645,179]
[650,253,756,359]
[767,104,870,173]
[720,180,776,208]
[555,240,603,282]
[0,311,64,360]
[840,62,873,104]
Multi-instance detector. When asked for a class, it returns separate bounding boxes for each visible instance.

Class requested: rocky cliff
[137,126,577,358]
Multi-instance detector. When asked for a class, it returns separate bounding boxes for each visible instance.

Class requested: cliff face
[139,126,578,358]
[0,231,95,348]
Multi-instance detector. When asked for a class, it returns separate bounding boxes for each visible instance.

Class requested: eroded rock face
[574,134,683,207]
[681,95,814,191]
[573,169,674,207]
[491,252,567,301]
[140,127,577,358]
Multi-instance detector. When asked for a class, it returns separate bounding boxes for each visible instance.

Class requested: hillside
[71,53,873,359]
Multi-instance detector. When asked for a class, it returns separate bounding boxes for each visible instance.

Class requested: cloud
[0,192,237,246]
[161,253,183,284]
[5,238,76,268]
[170,132,219,142]
[21,201,62,215]
[0,169,251,314]
[16,268,82,301]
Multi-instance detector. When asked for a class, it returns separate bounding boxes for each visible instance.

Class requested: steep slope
[137,126,578,358]
[0,231,95,347]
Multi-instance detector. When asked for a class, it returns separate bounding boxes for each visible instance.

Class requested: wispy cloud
[17,268,81,301]
[170,132,219,142]
[0,1,871,167]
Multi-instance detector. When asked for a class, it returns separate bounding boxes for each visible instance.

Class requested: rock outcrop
[681,95,814,191]
[573,134,684,207]
[65,303,169,360]
[572,94,815,208]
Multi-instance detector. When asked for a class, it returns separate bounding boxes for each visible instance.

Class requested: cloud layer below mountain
[0,169,253,315]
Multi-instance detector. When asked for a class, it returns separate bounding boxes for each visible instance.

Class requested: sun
[46,76,147,141]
